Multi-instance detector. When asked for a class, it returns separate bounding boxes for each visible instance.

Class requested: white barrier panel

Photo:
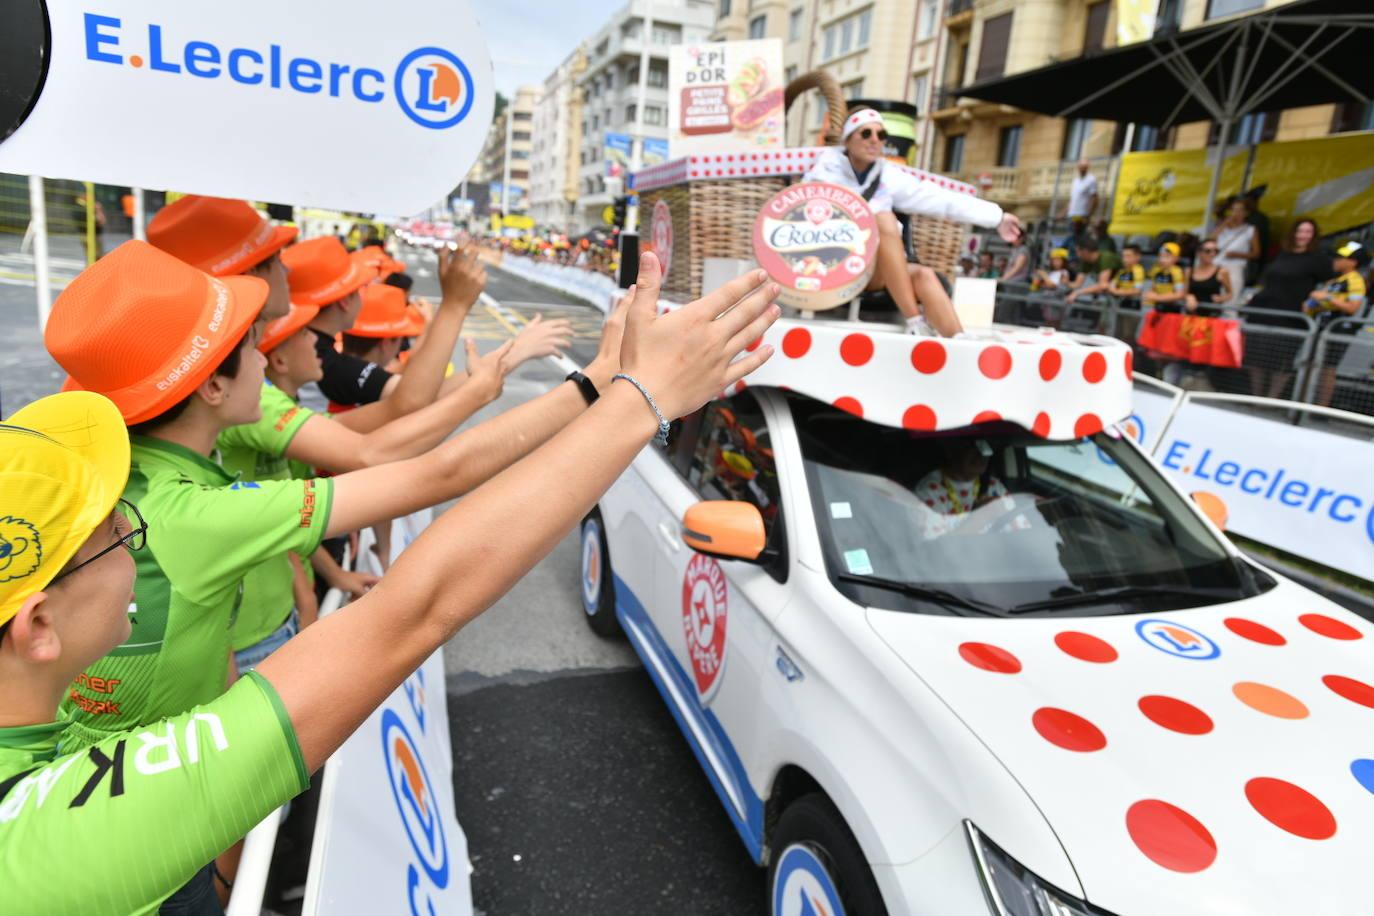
[1155,401,1374,581]
[493,256,620,313]
[303,510,472,916]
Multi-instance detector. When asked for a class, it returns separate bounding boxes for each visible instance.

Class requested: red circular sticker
[752,182,879,311]
[649,199,674,279]
[682,554,729,701]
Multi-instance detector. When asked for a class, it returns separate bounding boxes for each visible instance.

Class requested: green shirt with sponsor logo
[59,435,333,751]
[217,384,318,651]
[0,673,308,915]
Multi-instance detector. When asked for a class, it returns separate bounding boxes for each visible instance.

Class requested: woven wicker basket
[640,70,968,302]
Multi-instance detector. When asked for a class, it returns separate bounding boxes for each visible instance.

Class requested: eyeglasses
[1200,247,1219,254]
[858,127,888,142]
[50,500,147,584]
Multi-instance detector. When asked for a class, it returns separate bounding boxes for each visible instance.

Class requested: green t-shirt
[217,384,318,651]
[60,436,334,751]
[1,673,308,915]
[1093,249,1122,278]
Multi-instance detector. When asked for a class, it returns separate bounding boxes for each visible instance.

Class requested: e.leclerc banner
[0,1,494,216]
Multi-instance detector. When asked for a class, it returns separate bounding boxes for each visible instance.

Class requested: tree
[493,92,509,121]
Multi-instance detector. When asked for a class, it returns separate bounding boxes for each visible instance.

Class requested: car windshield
[789,395,1272,617]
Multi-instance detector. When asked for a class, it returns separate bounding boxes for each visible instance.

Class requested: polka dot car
[583,314,1370,915]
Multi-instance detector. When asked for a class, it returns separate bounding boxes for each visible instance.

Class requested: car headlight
[965,822,1116,916]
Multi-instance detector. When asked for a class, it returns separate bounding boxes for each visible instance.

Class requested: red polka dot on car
[1039,349,1062,381]
[1083,351,1107,383]
[911,340,946,374]
[1054,631,1118,663]
[1323,674,1374,709]
[1299,613,1362,640]
[839,333,874,366]
[973,410,1001,424]
[957,642,1021,673]
[1245,777,1337,840]
[978,346,1013,379]
[1223,617,1286,646]
[1124,351,1134,378]
[1126,800,1218,873]
[1032,412,1052,437]
[1032,707,1106,752]
[902,404,937,430]
[1138,695,1214,735]
[833,397,863,417]
[1075,414,1103,437]
[782,327,812,359]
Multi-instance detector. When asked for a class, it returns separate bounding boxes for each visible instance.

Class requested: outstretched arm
[257,255,781,771]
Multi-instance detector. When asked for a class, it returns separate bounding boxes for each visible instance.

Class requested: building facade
[473,85,538,216]
[530,49,589,230]
[573,0,716,232]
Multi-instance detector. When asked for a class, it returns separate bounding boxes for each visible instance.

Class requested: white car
[578,319,1374,916]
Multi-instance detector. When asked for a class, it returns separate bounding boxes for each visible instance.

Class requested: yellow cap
[1161,242,1181,257]
[1336,241,1365,260]
[1050,248,1069,260]
[0,392,130,626]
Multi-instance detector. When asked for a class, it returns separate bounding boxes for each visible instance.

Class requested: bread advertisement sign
[668,39,784,157]
[752,182,878,311]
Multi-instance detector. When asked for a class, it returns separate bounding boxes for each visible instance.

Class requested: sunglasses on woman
[858,127,888,142]
[1200,246,1219,254]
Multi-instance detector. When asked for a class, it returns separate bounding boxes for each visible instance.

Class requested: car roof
[724,316,1133,441]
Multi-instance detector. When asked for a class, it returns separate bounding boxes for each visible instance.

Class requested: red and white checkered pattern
[631,147,978,197]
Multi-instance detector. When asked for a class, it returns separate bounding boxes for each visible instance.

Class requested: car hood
[866,579,1374,916]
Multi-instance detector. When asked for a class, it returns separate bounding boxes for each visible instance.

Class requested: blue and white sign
[0,1,494,215]
[1135,619,1220,660]
[772,844,847,916]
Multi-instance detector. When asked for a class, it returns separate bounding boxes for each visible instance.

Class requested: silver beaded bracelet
[613,373,671,445]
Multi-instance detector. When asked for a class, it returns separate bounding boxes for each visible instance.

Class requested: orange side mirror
[1191,491,1229,531]
[682,501,766,562]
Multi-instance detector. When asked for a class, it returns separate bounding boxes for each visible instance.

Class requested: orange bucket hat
[147,195,297,276]
[352,246,406,279]
[349,284,425,338]
[46,241,268,425]
[283,237,378,306]
[259,303,322,354]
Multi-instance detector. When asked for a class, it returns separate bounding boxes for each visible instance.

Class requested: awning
[959,0,1371,128]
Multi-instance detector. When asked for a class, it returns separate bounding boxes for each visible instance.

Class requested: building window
[997,124,1022,167]
[1332,102,1374,134]
[1113,122,1173,152]
[844,79,865,101]
[749,14,767,39]
[944,134,965,172]
[653,24,680,44]
[918,1,938,39]
[823,26,836,60]
[840,18,854,54]
[649,63,669,88]
[789,8,804,41]
[513,131,532,142]
[975,13,1013,82]
[1083,2,1109,52]
[1061,118,1090,160]
[858,8,872,47]
[911,74,928,113]
[1206,0,1262,19]
[1208,112,1277,146]
[646,105,666,126]
[786,65,799,86]
[627,103,637,124]
[821,9,873,61]
[720,0,731,16]
[592,115,599,130]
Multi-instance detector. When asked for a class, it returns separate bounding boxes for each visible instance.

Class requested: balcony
[954,160,1113,214]
[946,0,974,27]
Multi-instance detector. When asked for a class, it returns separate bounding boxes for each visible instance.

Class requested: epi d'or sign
[0,1,494,216]
[752,181,878,311]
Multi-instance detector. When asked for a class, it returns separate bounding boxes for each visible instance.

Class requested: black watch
[566,371,599,406]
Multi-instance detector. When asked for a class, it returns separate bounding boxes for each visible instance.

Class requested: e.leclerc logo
[380,709,450,889]
[82,14,474,130]
[1135,619,1220,660]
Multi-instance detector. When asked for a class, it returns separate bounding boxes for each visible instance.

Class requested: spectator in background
[1306,241,1369,406]
[1066,237,1123,303]
[1142,242,1188,313]
[1244,187,1272,286]
[1034,248,1077,292]
[1065,159,1099,236]
[1107,244,1148,305]
[1185,240,1232,313]
[1244,218,1333,399]
[1091,219,1118,253]
[977,250,998,279]
[1210,197,1259,306]
[1000,234,1030,284]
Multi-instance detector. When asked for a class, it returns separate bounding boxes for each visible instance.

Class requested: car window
[789,394,1267,616]
[684,394,787,580]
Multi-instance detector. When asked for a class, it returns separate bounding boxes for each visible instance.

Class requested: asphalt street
[0,247,766,915]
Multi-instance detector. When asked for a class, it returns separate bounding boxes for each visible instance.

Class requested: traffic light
[612,196,628,229]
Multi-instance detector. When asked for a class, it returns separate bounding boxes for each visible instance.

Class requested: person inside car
[913,438,1027,539]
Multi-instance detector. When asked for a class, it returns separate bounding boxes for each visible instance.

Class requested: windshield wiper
[1008,583,1237,614]
[836,572,1007,618]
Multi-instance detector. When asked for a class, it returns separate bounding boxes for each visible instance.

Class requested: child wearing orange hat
[2,249,779,914]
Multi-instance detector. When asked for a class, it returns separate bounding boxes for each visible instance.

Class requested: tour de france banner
[0,0,494,216]
[1246,132,1374,237]
[1110,148,1246,237]
[668,38,784,158]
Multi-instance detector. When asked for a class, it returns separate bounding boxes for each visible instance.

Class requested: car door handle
[657,520,683,552]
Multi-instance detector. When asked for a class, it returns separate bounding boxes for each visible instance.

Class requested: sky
[476,0,628,99]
